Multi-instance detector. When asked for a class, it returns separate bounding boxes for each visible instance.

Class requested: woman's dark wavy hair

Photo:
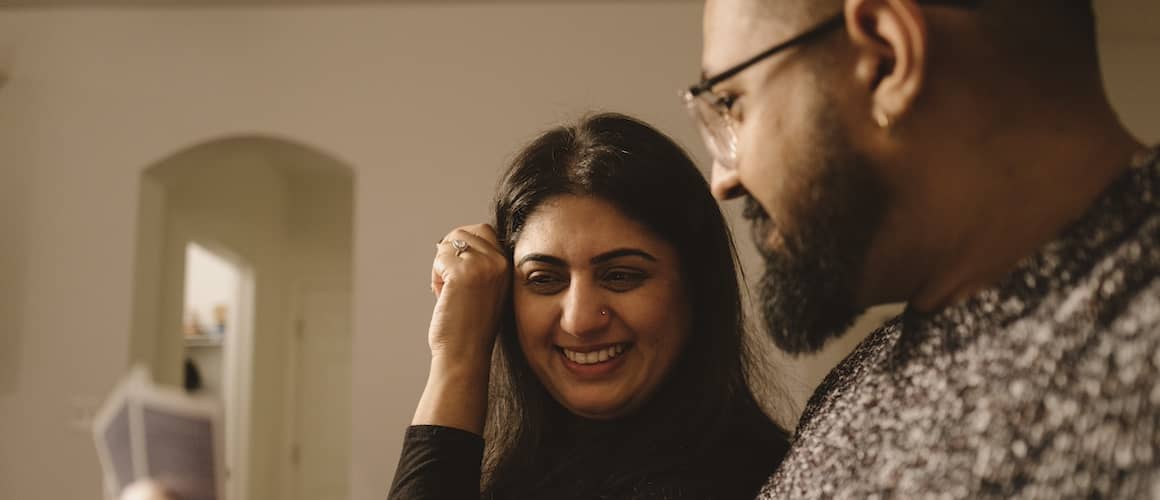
[484,113,786,497]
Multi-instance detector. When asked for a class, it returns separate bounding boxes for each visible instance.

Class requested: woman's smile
[559,342,633,377]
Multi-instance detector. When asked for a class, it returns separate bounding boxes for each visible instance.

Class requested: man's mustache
[742,195,769,222]
[743,196,779,256]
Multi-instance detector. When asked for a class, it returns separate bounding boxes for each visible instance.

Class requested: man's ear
[844,0,928,127]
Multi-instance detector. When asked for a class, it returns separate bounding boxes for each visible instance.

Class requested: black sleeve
[388,425,485,500]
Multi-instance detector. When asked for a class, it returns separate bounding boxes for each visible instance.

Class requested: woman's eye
[602,270,646,292]
[525,273,567,294]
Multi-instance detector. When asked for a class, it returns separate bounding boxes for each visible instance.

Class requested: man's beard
[749,121,888,355]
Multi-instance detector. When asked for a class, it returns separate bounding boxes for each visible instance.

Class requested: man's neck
[906,107,1145,313]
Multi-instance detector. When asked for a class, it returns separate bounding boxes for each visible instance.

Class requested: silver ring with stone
[451,239,469,257]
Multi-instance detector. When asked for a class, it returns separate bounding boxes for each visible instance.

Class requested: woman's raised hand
[428,224,510,362]
[412,223,510,435]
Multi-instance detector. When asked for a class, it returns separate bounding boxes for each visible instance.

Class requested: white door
[288,287,352,500]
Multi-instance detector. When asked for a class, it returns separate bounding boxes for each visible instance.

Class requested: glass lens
[686,93,737,170]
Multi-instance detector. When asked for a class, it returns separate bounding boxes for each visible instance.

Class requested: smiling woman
[389,113,789,499]
[512,195,692,421]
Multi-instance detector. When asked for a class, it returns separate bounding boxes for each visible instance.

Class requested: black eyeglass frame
[688,14,843,100]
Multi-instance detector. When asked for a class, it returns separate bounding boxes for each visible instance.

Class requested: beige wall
[0,2,1157,500]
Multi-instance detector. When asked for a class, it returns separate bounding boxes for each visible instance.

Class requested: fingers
[439,224,502,257]
[425,223,511,362]
[431,224,509,299]
[431,240,462,298]
[467,223,502,250]
[431,240,460,298]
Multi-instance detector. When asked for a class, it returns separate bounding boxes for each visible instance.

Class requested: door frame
[279,278,353,500]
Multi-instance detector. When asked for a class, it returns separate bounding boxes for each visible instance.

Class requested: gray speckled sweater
[761,146,1160,499]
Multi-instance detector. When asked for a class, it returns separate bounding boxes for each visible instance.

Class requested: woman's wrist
[429,343,493,369]
[411,352,491,435]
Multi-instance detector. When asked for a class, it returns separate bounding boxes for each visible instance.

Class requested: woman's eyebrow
[516,253,567,268]
[590,248,656,265]
[516,249,657,267]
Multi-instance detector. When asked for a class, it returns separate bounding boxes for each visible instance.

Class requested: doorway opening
[130,135,355,500]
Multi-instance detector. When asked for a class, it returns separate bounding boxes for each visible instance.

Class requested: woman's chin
[559,393,632,420]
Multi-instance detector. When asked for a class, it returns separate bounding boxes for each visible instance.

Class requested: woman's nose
[559,283,611,338]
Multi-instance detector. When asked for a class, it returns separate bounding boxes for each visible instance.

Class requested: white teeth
[563,344,628,365]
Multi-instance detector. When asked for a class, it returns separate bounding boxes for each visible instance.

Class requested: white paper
[93,366,226,500]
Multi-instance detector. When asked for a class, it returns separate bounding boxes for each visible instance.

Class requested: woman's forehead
[514,195,670,262]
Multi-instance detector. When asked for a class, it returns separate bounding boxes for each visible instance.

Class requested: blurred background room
[0,0,1157,499]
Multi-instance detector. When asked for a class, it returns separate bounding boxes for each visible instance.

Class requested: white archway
[130,135,356,500]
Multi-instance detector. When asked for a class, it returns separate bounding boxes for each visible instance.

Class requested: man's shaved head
[746,0,843,25]
[745,0,1097,73]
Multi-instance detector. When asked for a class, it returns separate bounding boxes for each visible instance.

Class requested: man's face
[702,0,889,354]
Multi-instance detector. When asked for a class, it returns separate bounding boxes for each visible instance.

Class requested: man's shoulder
[792,317,904,432]
[1071,200,1160,336]
[761,160,1160,499]
[762,227,1160,500]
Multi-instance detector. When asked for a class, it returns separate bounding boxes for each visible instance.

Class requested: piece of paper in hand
[92,366,225,500]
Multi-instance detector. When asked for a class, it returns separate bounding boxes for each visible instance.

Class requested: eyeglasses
[683,0,981,171]
[682,13,843,171]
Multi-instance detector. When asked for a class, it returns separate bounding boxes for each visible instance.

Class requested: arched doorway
[130,136,355,500]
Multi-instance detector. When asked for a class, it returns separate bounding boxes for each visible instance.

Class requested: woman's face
[512,194,691,420]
